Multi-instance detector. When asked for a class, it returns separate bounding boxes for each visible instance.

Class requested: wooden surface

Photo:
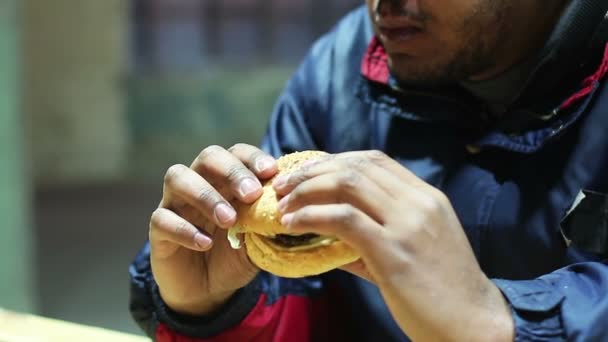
[0,309,150,342]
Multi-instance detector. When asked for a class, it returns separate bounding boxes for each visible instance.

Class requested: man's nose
[375,0,421,17]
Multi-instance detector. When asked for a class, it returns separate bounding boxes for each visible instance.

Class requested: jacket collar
[359,4,608,135]
[361,37,390,85]
[360,1,608,115]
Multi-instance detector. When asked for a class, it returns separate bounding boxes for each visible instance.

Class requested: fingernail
[277,194,290,213]
[215,203,236,224]
[194,233,212,250]
[273,175,287,188]
[256,156,276,172]
[281,213,293,227]
[239,178,259,198]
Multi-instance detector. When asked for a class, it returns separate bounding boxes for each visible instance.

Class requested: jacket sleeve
[493,261,608,341]
[128,13,349,341]
[129,243,331,342]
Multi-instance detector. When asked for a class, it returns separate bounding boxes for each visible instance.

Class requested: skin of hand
[273,150,514,342]
[149,144,278,316]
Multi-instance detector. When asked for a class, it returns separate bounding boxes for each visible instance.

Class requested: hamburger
[227,151,360,278]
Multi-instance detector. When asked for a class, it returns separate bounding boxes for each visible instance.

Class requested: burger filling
[268,234,337,252]
[271,233,319,247]
[227,226,336,251]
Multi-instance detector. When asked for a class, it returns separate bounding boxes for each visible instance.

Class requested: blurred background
[0,0,361,335]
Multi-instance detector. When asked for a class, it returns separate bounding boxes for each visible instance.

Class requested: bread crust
[237,151,328,236]
[245,233,359,278]
[237,150,360,278]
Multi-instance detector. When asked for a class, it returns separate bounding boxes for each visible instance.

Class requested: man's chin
[388,56,456,87]
[391,71,455,88]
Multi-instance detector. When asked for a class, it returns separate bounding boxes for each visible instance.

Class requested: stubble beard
[389,0,513,87]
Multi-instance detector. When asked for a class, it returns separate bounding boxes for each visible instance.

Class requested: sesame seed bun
[235,151,359,278]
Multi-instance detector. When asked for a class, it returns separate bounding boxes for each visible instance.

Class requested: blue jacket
[131,4,608,341]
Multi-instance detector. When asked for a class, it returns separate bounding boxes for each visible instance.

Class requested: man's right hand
[149,144,278,316]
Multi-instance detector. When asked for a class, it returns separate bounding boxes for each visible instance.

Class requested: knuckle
[197,145,223,163]
[287,170,310,187]
[249,150,266,166]
[337,170,361,190]
[229,144,266,167]
[164,164,186,185]
[225,164,246,183]
[323,154,337,163]
[149,208,164,228]
[149,209,171,241]
[420,195,444,216]
[349,157,370,170]
[227,143,246,153]
[432,190,451,209]
[174,220,190,237]
[172,200,189,213]
[197,187,218,205]
[405,213,428,233]
[336,204,358,227]
[367,150,388,164]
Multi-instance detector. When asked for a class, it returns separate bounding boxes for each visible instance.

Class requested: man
[130,0,608,341]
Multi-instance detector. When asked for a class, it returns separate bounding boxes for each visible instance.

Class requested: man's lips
[376,16,424,45]
[378,26,422,42]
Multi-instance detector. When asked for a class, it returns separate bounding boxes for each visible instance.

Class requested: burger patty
[271,233,320,248]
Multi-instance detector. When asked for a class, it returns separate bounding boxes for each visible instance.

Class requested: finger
[274,154,408,200]
[191,145,263,203]
[160,185,210,231]
[227,143,278,179]
[338,150,418,179]
[337,151,452,216]
[280,204,383,254]
[340,259,375,284]
[277,171,393,224]
[298,153,333,169]
[163,164,237,228]
[335,150,435,191]
[272,155,335,195]
[149,208,213,257]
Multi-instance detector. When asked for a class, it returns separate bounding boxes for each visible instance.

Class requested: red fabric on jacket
[156,294,330,342]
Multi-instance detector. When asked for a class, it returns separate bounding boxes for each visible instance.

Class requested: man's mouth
[379,26,422,42]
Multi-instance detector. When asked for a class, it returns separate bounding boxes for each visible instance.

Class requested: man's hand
[273,151,514,342]
[149,144,277,316]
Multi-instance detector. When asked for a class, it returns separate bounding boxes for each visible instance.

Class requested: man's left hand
[273,150,514,342]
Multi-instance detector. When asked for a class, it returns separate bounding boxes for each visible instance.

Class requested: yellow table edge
[0,308,150,342]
